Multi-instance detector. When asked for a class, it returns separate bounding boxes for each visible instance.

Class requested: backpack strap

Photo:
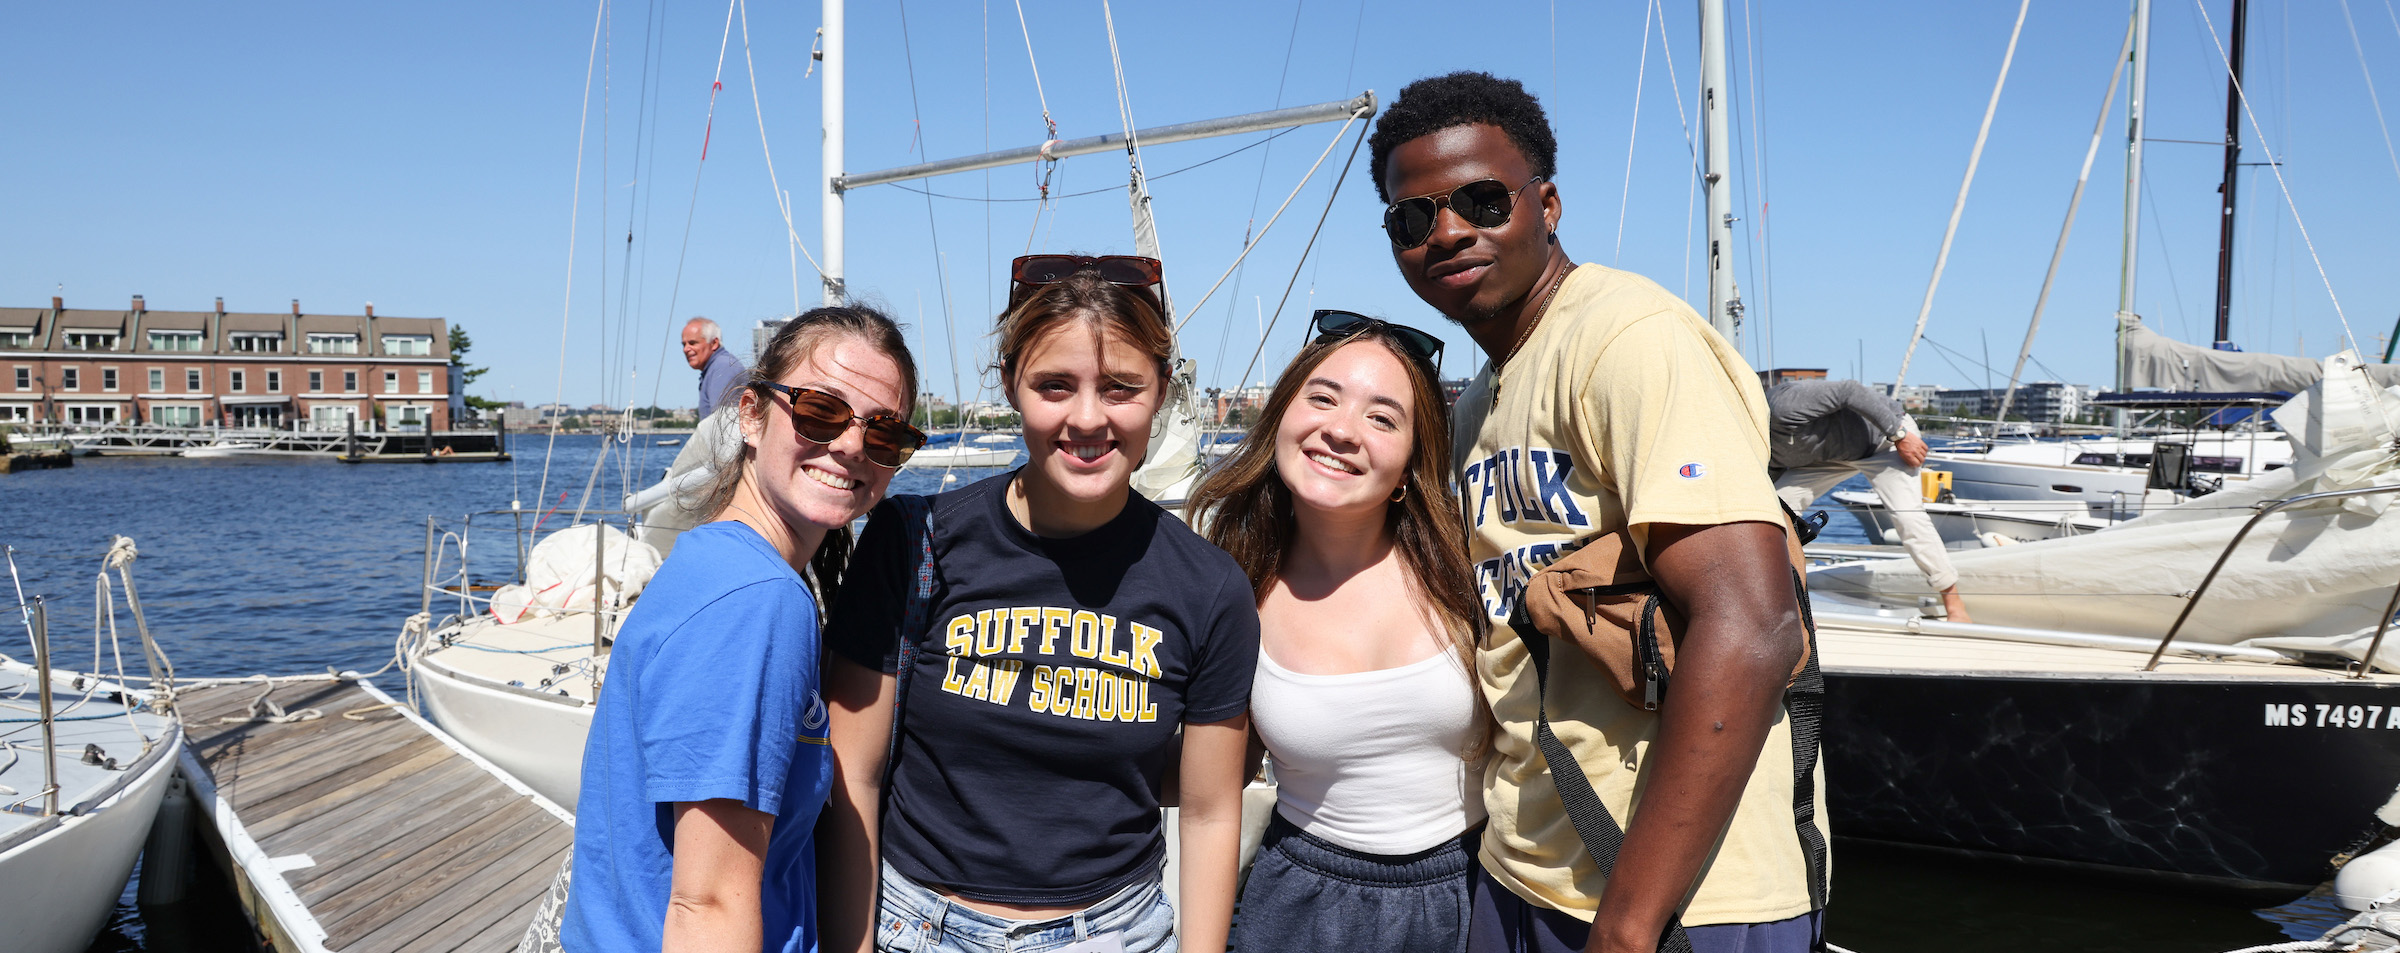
[1513,600,1697,953]
[1510,528,1831,951]
[881,493,938,789]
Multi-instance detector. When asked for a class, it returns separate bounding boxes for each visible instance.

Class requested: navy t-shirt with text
[827,472,1260,905]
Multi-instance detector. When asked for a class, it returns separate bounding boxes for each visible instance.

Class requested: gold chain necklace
[1491,275,1566,401]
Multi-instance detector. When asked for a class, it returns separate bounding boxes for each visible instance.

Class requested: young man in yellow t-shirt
[1370,71,1828,953]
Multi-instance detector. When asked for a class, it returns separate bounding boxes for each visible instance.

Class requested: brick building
[0,295,453,431]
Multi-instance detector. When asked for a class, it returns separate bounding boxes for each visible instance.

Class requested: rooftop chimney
[50,296,62,312]
[131,294,146,312]
[364,303,375,318]
[214,297,225,314]
[291,298,301,316]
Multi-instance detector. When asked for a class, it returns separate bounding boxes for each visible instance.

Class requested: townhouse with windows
[0,295,453,431]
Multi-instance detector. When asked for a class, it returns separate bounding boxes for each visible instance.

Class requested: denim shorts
[877,860,1179,953]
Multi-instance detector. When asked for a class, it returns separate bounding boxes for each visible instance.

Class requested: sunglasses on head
[1008,254,1165,307]
[1382,176,1546,250]
[1311,311,1444,368]
[750,381,927,469]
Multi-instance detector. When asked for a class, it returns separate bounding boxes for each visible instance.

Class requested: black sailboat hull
[1823,669,2400,891]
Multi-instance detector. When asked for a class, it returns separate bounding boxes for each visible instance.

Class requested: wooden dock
[175,678,572,953]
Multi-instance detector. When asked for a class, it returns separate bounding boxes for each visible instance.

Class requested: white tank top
[1251,647,1488,855]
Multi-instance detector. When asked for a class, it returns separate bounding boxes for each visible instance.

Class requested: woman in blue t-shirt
[560,306,926,953]
[821,261,1261,953]
[1187,314,1489,953]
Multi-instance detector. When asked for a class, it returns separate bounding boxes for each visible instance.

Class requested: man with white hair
[682,316,747,418]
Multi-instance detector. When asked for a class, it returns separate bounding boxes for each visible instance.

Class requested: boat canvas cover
[2126,321,2400,392]
[1813,353,2400,665]
[489,522,663,625]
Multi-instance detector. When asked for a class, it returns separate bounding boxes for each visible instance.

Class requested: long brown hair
[691,304,919,609]
[1187,329,1488,758]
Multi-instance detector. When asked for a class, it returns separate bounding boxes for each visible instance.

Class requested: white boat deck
[1817,617,2400,684]
[420,614,606,706]
[0,665,173,844]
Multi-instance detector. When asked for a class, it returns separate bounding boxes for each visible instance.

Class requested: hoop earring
[1390,484,1407,503]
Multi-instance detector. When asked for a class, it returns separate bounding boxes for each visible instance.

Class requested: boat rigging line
[1997,18,2135,424]
[1212,0,1308,394]
[1894,0,2030,390]
[2192,0,2393,442]
[1176,115,1368,334]
[2337,0,2400,192]
[1614,0,1657,266]
[534,0,612,522]
[1225,122,1372,398]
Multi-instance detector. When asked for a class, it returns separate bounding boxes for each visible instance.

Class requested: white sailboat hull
[414,654,594,810]
[0,726,183,953]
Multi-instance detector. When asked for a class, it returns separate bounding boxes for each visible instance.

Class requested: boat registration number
[2265,703,2397,729]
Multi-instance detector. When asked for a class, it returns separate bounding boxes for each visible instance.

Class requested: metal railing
[2143,484,2400,673]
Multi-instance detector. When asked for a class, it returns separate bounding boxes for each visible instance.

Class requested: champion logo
[1676,462,1707,480]
[803,690,829,731]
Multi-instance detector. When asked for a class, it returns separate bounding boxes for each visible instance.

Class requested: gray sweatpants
[1775,449,1960,591]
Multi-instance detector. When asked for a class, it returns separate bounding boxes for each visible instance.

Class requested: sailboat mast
[1700,0,1740,346]
[821,0,846,305]
[2116,0,2150,396]
[2210,0,2248,349]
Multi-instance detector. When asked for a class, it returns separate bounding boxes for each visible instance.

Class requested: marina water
[0,436,2341,950]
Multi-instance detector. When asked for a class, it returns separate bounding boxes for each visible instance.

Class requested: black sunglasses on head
[1382,176,1546,250]
[1311,311,1444,369]
[749,381,927,469]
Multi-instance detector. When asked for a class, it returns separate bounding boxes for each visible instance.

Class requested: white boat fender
[2336,838,2400,911]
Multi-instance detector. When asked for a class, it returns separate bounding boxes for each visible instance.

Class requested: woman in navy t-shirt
[562,306,925,953]
[822,263,1261,953]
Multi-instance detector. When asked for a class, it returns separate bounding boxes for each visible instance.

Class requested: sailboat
[0,547,186,953]
[1806,0,2400,893]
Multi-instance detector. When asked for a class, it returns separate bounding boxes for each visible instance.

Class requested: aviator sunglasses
[750,381,927,469]
[1008,254,1165,307]
[1312,310,1444,370]
[1382,176,1547,250]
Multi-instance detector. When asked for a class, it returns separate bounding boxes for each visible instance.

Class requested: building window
[62,367,79,391]
[150,405,201,427]
[417,370,433,394]
[0,332,29,348]
[230,333,283,353]
[306,333,360,355]
[67,405,116,424]
[383,371,399,394]
[382,335,433,356]
[394,405,429,430]
[309,405,358,431]
[230,370,246,393]
[266,370,282,393]
[63,332,119,351]
[148,368,164,392]
[309,370,323,393]
[186,368,202,392]
[344,370,358,392]
[147,331,203,352]
[0,406,26,423]
[14,367,29,391]
[102,367,118,391]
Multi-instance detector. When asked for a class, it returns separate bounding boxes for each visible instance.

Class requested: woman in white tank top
[1188,313,1488,953]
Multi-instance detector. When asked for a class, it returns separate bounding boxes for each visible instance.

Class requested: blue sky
[7,1,2398,409]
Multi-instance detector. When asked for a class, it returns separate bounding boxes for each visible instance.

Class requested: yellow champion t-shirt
[1450,263,1829,927]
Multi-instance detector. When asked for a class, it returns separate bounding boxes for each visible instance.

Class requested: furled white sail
[1812,353,2400,661]
[2124,320,2400,392]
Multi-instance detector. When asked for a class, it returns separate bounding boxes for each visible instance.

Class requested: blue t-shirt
[562,521,835,953]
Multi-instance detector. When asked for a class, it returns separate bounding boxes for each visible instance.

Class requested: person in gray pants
[1767,379,1972,624]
